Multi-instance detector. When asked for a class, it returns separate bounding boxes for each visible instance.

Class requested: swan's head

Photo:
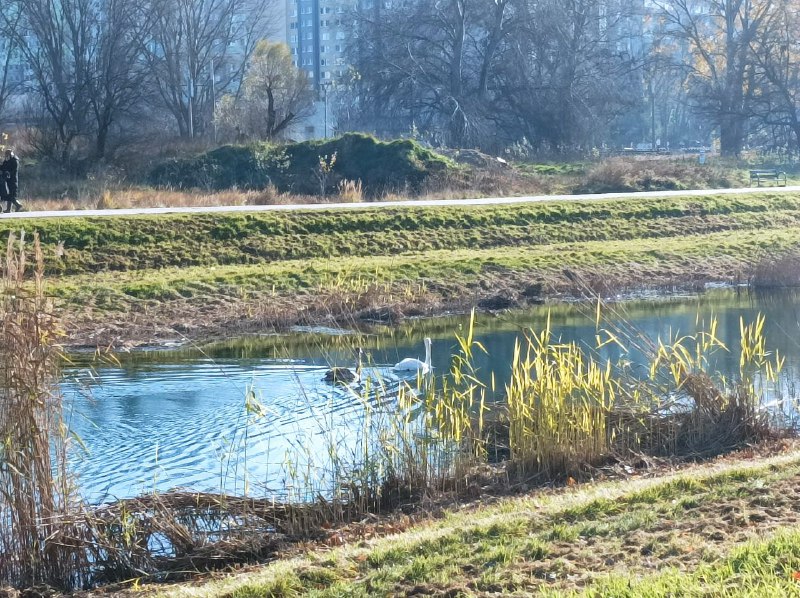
[424,337,432,348]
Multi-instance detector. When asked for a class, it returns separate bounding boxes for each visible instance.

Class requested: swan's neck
[424,342,432,368]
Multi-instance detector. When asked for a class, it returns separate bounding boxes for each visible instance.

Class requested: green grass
[515,162,588,176]
[8,192,800,276]
[14,190,800,336]
[563,531,800,597]
[154,451,800,597]
[47,225,800,312]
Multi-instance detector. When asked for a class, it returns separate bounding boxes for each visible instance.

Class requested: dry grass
[575,157,745,194]
[0,233,90,589]
[749,249,800,288]
[25,187,332,211]
[336,179,363,202]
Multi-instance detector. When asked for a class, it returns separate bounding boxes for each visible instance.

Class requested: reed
[0,284,789,590]
[506,320,616,478]
[0,232,89,589]
[749,249,800,288]
[337,179,363,202]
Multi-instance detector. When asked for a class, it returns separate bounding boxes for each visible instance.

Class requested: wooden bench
[749,169,787,187]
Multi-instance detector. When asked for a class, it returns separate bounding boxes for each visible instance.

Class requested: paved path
[3,185,800,219]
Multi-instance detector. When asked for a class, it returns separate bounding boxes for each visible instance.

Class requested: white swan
[393,337,432,374]
[323,348,363,384]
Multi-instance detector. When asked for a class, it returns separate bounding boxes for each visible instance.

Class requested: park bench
[749,169,787,187]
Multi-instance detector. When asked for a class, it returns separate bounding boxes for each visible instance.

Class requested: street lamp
[322,81,333,139]
[210,57,217,144]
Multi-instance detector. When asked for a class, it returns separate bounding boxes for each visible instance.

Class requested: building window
[304,19,312,26]
[305,31,313,39]
[290,34,297,42]
[336,31,346,40]
[290,21,297,28]
[320,58,326,66]
[301,5,312,13]
[335,44,341,52]
[322,32,329,40]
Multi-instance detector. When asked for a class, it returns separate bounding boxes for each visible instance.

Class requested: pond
[62,288,800,503]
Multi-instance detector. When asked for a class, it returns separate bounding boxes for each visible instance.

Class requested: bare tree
[749,0,800,152]
[654,0,775,156]
[347,0,512,147]
[144,0,275,138]
[7,0,155,165]
[88,0,156,160]
[347,0,645,151]
[488,0,645,151]
[0,7,25,123]
[7,0,95,164]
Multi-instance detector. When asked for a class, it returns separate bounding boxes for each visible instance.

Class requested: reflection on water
[62,288,800,502]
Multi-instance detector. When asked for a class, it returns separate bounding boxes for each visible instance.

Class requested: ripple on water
[62,358,402,502]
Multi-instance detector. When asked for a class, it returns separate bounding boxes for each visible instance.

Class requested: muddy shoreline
[59,271,740,351]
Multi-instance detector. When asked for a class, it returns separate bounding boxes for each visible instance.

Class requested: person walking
[1,149,21,212]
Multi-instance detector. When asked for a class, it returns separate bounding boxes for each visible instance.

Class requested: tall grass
[0,233,88,588]
[506,321,616,477]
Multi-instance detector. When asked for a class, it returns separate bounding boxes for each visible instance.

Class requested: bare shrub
[246,185,280,206]
[749,251,800,288]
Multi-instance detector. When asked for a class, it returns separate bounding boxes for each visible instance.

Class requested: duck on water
[323,348,364,384]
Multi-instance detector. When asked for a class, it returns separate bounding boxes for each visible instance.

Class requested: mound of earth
[148,133,455,197]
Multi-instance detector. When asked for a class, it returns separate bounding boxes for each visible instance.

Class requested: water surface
[62,289,800,502]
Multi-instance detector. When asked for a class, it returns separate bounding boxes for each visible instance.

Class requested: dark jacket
[1,154,18,186]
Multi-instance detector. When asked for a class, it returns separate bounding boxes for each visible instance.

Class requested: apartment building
[286,0,352,89]
[285,0,354,138]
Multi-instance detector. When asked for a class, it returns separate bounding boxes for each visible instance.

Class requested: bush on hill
[148,133,454,196]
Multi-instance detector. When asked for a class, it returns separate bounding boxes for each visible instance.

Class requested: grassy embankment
[155,447,800,597]
[8,191,800,344]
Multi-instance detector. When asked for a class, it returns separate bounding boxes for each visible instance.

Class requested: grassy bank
[9,191,798,345]
[153,446,800,597]
[12,192,800,276]
[1,224,794,590]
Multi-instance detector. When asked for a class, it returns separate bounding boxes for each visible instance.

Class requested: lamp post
[322,81,332,138]
[187,76,194,139]
[210,57,217,144]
